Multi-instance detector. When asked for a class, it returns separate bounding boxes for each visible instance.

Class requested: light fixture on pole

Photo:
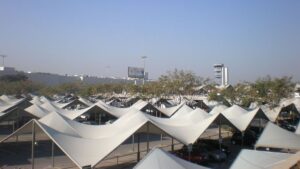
[141,56,147,85]
[0,55,7,67]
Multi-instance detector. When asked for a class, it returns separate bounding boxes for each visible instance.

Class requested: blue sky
[0,0,299,83]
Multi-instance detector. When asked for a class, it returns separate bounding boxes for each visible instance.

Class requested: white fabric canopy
[156,102,186,117]
[230,149,293,169]
[255,122,300,150]
[1,110,149,168]
[295,121,300,135]
[30,96,44,106]
[147,108,218,145]
[0,95,25,112]
[221,105,268,132]
[134,148,210,169]
[280,97,300,113]
[171,105,194,118]
[25,104,50,118]
[260,105,282,122]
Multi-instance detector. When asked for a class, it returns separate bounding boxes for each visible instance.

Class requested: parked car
[174,145,209,164]
[82,121,98,125]
[248,126,263,137]
[200,139,231,156]
[175,139,229,163]
[231,130,257,146]
[279,120,297,132]
[207,149,227,162]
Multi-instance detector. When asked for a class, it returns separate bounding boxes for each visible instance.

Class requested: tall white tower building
[213,64,229,87]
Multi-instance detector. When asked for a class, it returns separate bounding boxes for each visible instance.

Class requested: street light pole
[0,55,7,67]
[141,56,147,85]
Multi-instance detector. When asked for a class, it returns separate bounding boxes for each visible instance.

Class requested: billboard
[128,67,144,79]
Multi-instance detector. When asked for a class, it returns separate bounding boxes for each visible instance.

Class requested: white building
[213,64,229,87]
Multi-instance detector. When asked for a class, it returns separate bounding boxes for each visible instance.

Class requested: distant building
[213,64,229,87]
[0,66,134,86]
[0,66,18,75]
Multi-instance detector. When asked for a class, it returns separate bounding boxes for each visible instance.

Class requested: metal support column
[132,134,135,152]
[16,111,19,142]
[31,122,36,169]
[187,144,193,161]
[241,132,245,147]
[146,123,150,153]
[137,134,140,162]
[218,118,222,151]
[171,137,174,152]
[52,141,55,167]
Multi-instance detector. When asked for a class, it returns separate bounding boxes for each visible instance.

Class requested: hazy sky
[0,0,299,83]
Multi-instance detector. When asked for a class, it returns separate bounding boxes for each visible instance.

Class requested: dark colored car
[174,145,209,164]
[201,139,231,156]
[175,140,229,163]
[279,120,297,132]
[248,126,264,138]
[231,130,257,146]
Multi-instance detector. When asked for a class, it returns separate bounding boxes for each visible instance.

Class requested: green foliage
[158,69,204,95]
[251,76,294,106]
[0,80,42,95]
[208,76,295,107]
[0,70,295,108]
[0,73,28,82]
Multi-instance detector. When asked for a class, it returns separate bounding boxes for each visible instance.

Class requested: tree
[158,69,204,95]
[251,76,294,106]
[0,73,28,82]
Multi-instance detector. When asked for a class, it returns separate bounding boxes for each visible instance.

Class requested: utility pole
[0,55,7,67]
[141,56,147,85]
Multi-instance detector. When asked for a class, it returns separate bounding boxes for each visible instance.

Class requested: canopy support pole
[31,121,35,169]
[98,113,101,125]
[218,118,222,151]
[16,110,19,142]
[241,131,244,147]
[187,144,193,161]
[137,134,140,162]
[171,137,174,152]
[132,134,135,152]
[52,141,55,168]
[147,123,150,153]
[12,120,15,132]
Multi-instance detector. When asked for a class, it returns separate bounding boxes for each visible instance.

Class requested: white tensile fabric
[221,105,267,132]
[295,121,300,135]
[54,97,93,109]
[30,96,44,106]
[25,104,50,118]
[171,104,194,118]
[147,108,219,145]
[272,151,300,169]
[133,148,210,169]
[260,97,300,122]
[78,97,93,107]
[260,105,282,122]
[0,95,25,112]
[255,122,300,150]
[0,105,222,168]
[280,97,300,113]
[1,110,149,168]
[156,102,186,117]
[209,105,228,115]
[230,149,293,169]
[25,99,149,120]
